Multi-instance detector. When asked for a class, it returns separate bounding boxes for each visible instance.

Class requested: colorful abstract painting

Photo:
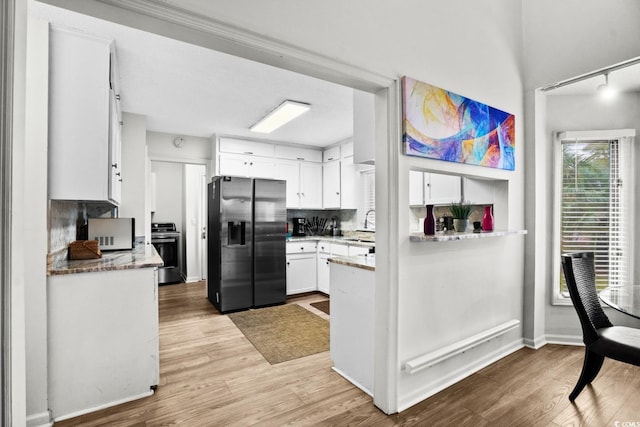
[402,76,515,171]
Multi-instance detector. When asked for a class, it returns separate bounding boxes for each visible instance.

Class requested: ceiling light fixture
[249,100,311,133]
[597,73,616,99]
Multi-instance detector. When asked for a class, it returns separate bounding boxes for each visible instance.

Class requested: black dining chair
[561,251,640,401]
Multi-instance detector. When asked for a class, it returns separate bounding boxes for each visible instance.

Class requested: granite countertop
[409,229,528,242]
[328,254,375,271]
[287,235,375,248]
[49,244,164,275]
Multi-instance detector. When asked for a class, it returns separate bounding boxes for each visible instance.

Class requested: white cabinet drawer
[349,245,371,256]
[323,146,341,162]
[317,241,331,254]
[286,241,317,254]
[330,243,349,256]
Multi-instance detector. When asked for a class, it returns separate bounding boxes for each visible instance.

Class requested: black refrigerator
[207,176,287,313]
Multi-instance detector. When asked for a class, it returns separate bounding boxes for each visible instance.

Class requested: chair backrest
[561,252,612,345]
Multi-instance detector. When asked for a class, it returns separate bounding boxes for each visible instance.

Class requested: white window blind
[554,131,634,301]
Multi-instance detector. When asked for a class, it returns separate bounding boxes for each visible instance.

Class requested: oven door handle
[152,237,177,243]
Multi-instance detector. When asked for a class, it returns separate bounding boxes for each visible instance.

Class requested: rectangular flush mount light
[249,100,310,133]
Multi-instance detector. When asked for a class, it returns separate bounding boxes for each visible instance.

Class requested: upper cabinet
[353,90,375,165]
[275,159,322,209]
[462,177,496,205]
[218,138,275,178]
[48,27,122,204]
[409,171,461,206]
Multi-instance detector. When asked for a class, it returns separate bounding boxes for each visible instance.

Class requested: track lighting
[597,73,616,99]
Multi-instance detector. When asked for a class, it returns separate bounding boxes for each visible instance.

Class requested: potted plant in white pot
[449,200,472,232]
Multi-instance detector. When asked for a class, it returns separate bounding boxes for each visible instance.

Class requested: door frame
[34,0,402,414]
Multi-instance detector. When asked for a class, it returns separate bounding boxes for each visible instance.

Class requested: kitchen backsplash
[49,200,117,256]
[286,209,357,235]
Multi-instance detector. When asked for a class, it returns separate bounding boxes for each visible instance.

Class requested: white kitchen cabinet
[219,138,275,157]
[409,171,461,206]
[428,173,461,204]
[286,242,318,295]
[323,146,341,162]
[349,245,371,256]
[275,145,322,163]
[463,177,496,205]
[219,152,274,178]
[276,160,322,208]
[409,170,425,206]
[340,155,358,210]
[353,90,375,165]
[317,253,331,294]
[48,27,122,204]
[48,267,159,420]
[322,160,341,208]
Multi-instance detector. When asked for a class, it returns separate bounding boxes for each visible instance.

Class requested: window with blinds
[361,170,375,229]
[554,134,633,301]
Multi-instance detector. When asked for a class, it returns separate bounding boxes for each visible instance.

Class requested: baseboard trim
[26,410,52,427]
[523,335,547,349]
[331,366,373,397]
[397,338,524,412]
[545,334,584,346]
[52,389,154,422]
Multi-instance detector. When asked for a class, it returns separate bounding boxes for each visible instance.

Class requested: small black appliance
[292,217,306,236]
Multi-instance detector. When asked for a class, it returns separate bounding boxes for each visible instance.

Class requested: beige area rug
[310,300,330,315]
[228,304,329,364]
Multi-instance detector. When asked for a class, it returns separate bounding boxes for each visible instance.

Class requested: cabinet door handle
[296,157,305,161]
[286,261,290,266]
[115,94,121,101]
[250,162,253,166]
[300,247,304,251]
[112,163,118,168]
[336,192,339,195]
[244,151,254,155]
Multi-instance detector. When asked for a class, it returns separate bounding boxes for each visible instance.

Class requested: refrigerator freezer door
[208,176,253,312]
[253,179,287,307]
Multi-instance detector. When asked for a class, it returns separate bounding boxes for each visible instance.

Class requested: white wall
[182,164,206,282]
[150,161,183,231]
[24,10,48,427]
[522,0,640,347]
[146,131,211,164]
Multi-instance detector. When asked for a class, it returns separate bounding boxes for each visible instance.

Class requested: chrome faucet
[364,209,375,229]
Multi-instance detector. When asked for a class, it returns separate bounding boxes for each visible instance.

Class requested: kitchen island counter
[328,254,375,271]
[49,244,163,275]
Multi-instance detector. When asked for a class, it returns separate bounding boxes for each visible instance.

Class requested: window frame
[552,129,636,305]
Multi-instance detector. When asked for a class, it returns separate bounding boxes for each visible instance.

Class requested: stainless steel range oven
[151,222,181,285]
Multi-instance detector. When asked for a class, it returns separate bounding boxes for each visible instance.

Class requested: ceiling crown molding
[96,0,393,92]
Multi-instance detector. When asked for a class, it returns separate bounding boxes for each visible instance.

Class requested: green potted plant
[449,200,472,232]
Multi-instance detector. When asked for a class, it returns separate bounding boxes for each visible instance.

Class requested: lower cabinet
[286,254,317,295]
[317,253,330,294]
[286,241,318,295]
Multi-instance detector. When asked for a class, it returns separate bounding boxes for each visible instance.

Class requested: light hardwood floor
[56,281,640,426]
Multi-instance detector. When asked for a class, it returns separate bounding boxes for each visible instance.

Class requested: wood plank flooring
[56,281,640,426]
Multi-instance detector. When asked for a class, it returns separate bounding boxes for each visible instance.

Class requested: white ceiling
[30,2,355,147]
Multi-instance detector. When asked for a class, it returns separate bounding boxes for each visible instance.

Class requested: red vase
[482,206,494,231]
[424,204,436,235]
